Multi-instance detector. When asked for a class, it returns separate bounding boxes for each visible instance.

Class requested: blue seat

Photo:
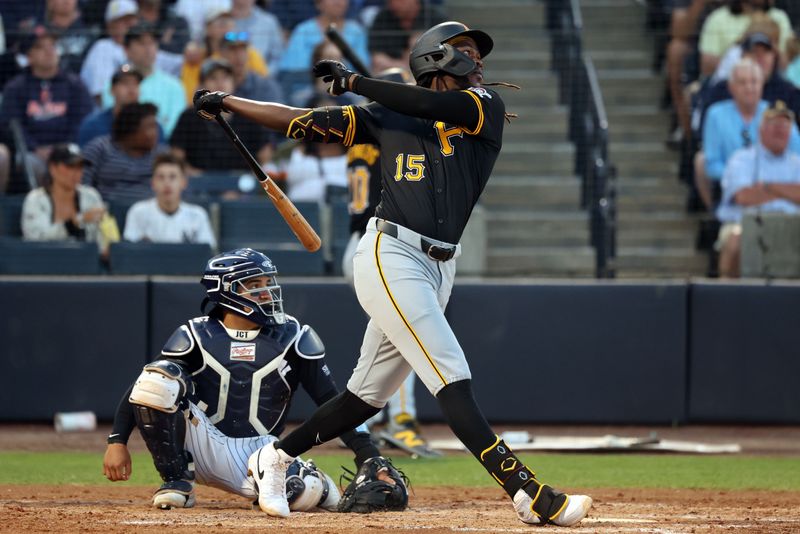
[186,172,243,198]
[264,248,325,276]
[218,198,320,251]
[0,238,101,274]
[107,199,140,235]
[109,242,213,275]
[0,195,25,237]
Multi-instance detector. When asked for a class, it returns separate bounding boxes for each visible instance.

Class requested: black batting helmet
[409,21,493,82]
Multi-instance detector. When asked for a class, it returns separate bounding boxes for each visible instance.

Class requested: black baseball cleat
[378,412,443,459]
[152,479,195,509]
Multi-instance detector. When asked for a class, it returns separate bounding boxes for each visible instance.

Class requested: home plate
[427,434,740,454]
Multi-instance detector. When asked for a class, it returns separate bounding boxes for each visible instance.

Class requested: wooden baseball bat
[326,24,372,77]
[215,115,321,252]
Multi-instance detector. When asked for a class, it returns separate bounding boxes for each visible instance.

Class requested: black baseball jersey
[351,86,504,244]
[111,314,338,441]
[346,143,383,235]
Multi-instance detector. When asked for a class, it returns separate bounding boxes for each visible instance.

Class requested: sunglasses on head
[223,31,249,43]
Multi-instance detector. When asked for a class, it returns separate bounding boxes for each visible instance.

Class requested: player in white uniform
[123,153,216,247]
[102,248,393,512]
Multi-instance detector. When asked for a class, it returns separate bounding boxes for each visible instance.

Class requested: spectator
[716,100,800,276]
[230,0,284,73]
[218,30,284,102]
[696,58,800,209]
[782,32,800,86]
[709,16,781,84]
[136,0,191,55]
[290,39,362,107]
[368,0,446,73]
[664,0,722,143]
[80,0,140,102]
[700,30,800,128]
[79,64,166,147]
[180,6,268,102]
[278,0,369,98]
[83,102,168,203]
[21,143,111,252]
[171,58,274,177]
[101,22,186,137]
[80,0,183,104]
[283,93,348,203]
[123,152,216,247]
[40,0,99,74]
[699,0,792,77]
[0,26,93,186]
[173,0,231,41]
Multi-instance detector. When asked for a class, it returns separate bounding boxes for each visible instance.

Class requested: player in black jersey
[102,248,403,513]
[195,21,592,526]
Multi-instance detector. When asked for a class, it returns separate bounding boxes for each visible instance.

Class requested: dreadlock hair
[112,102,158,142]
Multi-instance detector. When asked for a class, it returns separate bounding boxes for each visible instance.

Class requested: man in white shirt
[124,153,217,247]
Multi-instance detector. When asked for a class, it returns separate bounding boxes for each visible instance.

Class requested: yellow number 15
[394,154,426,181]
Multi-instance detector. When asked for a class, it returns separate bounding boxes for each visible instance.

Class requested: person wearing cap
[170,58,274,179]
[218,30,283,103]
[79,65,167,147]
[0,26,93,186]
[80,0,184,105]
[695,58,800,210]
[702,25,800,124]
[101,22,186,137]
[698,0,792,77]
[179,7,268,103]
[20,143,109,249]
[230,0,284,74]
[278,0,369,98]
[716,100,800,277]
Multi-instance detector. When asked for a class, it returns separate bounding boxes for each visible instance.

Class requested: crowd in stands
[0,0,445,274]
[652,0,800,277]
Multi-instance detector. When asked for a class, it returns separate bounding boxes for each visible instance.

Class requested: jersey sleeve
[460,87,506,146]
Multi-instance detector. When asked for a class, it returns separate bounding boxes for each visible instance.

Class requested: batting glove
[194,89,230,121]
[313,60,360,96]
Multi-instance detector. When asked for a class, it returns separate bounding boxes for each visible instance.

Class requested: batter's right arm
[193,90,310,133]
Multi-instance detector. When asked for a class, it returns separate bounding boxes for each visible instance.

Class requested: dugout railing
[546,0,617,279]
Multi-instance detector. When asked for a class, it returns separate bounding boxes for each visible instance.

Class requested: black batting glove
[313,60,359,96]
[194,89,230,121]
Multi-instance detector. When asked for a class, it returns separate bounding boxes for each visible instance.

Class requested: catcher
[102,248,408,513]
[194,20,592,526]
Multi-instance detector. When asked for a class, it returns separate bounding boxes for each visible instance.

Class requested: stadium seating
[109,242,213,275]
[218,198,319,249]
[0,195,25,237]
[0,238,101,274]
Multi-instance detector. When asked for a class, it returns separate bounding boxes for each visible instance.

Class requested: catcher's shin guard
[479,436,570,521]
[133,403,195,483]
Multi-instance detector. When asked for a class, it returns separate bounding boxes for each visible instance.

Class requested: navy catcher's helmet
[201,248,286,326]
[409,21,493,82]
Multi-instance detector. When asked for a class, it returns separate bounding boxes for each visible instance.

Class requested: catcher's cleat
[152,479,195,509]
[513,484,592,527]
[247,442,294,518]
[378,413,443,459]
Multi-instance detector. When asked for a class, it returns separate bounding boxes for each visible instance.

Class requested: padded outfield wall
[0,277,798,424]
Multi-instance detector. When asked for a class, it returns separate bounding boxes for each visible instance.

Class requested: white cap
[105,0,138,23]
[205,0,234,24]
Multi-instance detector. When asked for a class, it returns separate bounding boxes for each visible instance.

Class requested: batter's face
[450,37,483,87]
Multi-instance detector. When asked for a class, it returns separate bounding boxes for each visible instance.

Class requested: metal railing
[546,0,617,278]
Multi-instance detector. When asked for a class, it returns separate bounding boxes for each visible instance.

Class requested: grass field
[4,451,800,491]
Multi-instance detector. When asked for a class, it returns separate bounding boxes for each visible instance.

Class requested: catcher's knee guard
[480,436,567,523]
[337,456,408,513]
[285,459,341,512]
[130,361,194,482]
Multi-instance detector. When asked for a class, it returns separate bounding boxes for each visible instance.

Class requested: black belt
[376,219,457,262]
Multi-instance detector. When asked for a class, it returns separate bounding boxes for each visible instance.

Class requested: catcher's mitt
[337,456,409,513]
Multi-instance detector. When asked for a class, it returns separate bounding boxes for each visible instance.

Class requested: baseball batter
[344,67,441,460]
[102,248,404,512]
[195,21,592,525]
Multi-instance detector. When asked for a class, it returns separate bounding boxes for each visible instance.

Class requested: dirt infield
[3,424,800,533]
[2,485,800,533]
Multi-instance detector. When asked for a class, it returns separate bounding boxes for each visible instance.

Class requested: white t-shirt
[284,148,348,203]
[123,198,216,248]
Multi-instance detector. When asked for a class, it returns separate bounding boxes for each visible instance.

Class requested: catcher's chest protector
[188,318,299,438]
